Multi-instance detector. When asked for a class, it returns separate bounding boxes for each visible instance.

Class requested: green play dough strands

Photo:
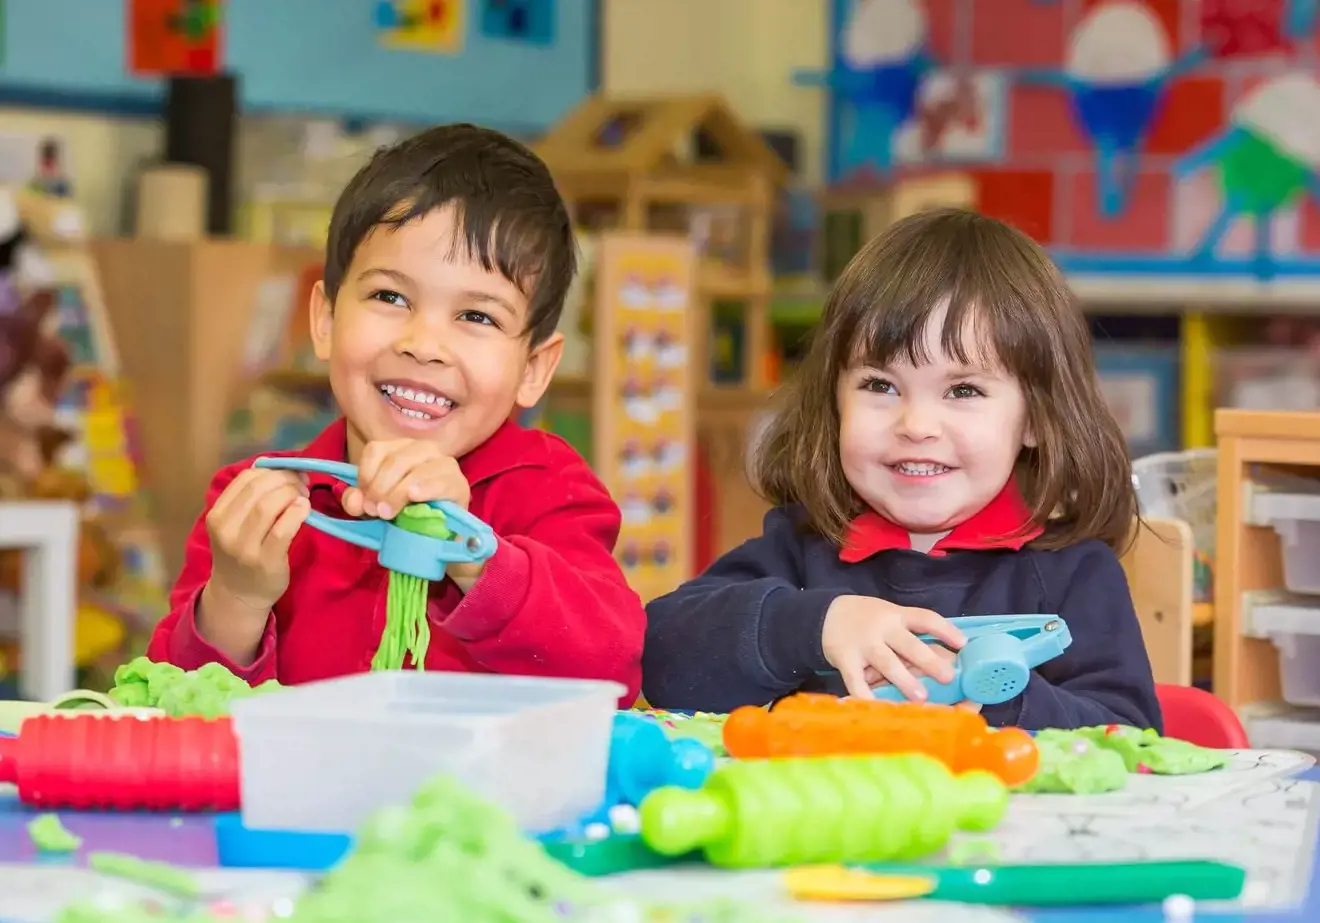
[639,753,1007,869]
[28,813,81,853]
[108,657,281,718]
[371,504,453,671]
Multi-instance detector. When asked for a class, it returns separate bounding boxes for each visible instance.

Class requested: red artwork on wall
[1200,0,1289,58]
[128,0,224,77]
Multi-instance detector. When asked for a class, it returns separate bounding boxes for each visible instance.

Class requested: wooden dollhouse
[535,93,789,389]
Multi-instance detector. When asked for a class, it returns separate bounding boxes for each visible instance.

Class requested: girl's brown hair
[752,207,1135,551]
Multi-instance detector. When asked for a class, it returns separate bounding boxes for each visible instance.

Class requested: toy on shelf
[724,693,1039,787]
[638,753,1006,868]
[588,234,698,601]
[0,712,240,811]
[253,456,496,669]
[535,93,789,389]
[818,614,1072,706]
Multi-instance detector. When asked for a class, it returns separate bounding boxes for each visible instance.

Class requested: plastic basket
[1132,449,1217,601]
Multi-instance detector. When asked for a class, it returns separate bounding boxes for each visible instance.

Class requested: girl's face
[836,303,1034,535]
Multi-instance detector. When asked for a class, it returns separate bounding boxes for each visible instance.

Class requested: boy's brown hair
[323,123,575,346]
[752,207,1135,551]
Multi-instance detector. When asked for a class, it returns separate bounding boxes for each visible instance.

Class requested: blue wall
[0,0,596,133]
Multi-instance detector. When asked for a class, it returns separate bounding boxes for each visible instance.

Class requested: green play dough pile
[107,657,282,719]
[56,774,796,923]
[1016,725,1231,794]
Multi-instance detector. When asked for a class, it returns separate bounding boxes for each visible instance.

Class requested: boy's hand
[342,439,471,519]
[822,595,966,702]
[205,467,311,613]
[343,440,484,593]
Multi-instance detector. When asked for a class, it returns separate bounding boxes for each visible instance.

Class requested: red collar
[840,483,1043,563]
[298,417,536,498]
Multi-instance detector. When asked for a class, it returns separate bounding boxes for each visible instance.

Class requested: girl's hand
[821,595,966,702]
[864,644,982,712]
[342,439,471,520]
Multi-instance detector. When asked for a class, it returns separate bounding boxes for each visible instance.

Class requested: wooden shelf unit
[1213,409,1320,710]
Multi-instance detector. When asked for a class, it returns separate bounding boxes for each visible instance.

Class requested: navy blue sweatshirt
[643,495,1161,732]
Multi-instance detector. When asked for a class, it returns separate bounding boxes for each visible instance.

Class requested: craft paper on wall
[1201,0,1289,57]
[481,0,555,44]
[1172,72,1320,277]
[128,0,224,76]
[375,0,464,54]
[1018,1,1203,218]
[795,0,935,179]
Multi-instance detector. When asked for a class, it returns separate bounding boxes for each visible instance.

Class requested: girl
[643,208,1160,732]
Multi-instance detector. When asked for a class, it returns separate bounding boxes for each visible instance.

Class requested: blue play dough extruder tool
[252,457,498,581]
[825,614,1072,706]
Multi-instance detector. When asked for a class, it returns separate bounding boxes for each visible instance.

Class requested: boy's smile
[309,204,562,463]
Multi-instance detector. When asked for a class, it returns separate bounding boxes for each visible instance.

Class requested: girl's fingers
[865,645,926,702]
[891,632,956,684]
[902,607,967,650]
[837,657,875,701]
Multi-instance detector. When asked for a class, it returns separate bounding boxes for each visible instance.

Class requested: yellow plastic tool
[783,866,937,902]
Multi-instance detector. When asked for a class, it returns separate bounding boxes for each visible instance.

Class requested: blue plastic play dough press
[252,456,497,582]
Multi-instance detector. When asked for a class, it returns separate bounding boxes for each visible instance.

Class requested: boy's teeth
[380,384,453,407]
[896,462,950,476]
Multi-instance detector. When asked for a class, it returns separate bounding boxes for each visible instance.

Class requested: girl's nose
[896,399,941,441]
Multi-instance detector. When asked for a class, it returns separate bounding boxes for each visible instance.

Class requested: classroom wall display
[813,0,1320,281]
[591,234,696,603]
[128,0,224,77]
[1,0,593,133]
[374,0,464,54]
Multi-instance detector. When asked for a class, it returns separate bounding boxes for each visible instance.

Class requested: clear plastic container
[230,671,624,835]
[1252,601,1320,707]
[1253,488,1320,595]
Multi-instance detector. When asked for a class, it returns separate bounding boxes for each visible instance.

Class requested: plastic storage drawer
[1253,489,1320,595]
[230,671,624,835]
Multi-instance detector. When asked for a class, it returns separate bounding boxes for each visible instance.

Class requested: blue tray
[214,813,352,870]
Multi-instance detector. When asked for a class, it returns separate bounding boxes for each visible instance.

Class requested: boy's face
[310,204,562,462]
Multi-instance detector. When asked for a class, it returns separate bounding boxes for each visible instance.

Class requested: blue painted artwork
[1020,2,1204,217]
[481,0,556,45]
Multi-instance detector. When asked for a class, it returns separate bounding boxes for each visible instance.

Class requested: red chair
[1156,684,1249,749]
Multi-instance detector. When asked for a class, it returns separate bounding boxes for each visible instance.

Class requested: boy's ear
[310,280,333,362]
[515,332,564,410]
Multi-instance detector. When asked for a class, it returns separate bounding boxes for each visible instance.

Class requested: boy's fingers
[263,496,311,554]
[341,486,365,517]
[892,632,956,684]
[866,646,926,702]
[903,607,966,650]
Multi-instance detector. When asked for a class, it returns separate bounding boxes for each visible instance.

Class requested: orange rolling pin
[723,693,1039,787]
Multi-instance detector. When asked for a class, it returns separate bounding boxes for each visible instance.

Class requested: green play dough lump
[636,709,729,757]
[1074,724,1230,775]
[56,773,799,923]
[27,813,81,853]
[107,657,282,719]
[1015,732,1129,794]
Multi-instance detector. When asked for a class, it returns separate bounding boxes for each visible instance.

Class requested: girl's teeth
[896,462,950,476]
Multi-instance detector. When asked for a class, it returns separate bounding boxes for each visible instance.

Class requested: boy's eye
[860,376,896,394]
[459,310,497,327]
[370,290,408,308]
[949,382,985,399]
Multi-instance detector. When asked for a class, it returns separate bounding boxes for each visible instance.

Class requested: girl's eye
[459,310,497,327]
[949,382,985,399]
[370,290,408,308]
[860,376,896,394]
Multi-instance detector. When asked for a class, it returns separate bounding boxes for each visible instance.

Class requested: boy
[147,124,645,704]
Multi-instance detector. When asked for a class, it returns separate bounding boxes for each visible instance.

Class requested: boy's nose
[396,325,453,365]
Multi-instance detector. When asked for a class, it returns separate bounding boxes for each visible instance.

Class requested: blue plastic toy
[822,614,1072,706]
[252,457,497,582]
[607,712,715,807]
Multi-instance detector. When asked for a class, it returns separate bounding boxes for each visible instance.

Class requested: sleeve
[982,543,1162,733]
[641,507,850,713]
[144,464,279,685]
[435,459,646,707]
